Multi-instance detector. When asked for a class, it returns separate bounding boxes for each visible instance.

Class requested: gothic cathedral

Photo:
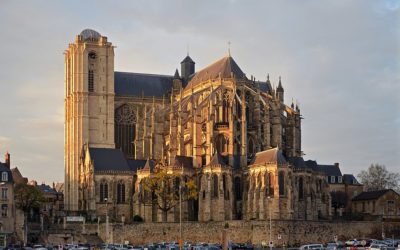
[64,29,332,223]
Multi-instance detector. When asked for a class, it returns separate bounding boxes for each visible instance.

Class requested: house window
[1,172,7,182]
[1,204,7,217]
[1,188,7,200]
[330,176,335,183]
[338,176,342,183]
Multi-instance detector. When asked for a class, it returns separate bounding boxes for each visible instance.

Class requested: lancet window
[115,105,136,158]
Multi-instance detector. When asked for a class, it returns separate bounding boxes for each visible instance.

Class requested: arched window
[248,138,254,155]
[278,172,285,196]
[222,98,229,122]
[88,52,96,92]
[117,181,125,204]
[212,174,219,198]
[115,105,136,159]
[215,134,228,155]
[299,177,304,200]
[223,174,228,200]
[234,177,242,201]
[268,172,274,197]
[100,181,108,202]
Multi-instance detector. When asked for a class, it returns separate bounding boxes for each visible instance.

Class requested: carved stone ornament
[115,104,137,125]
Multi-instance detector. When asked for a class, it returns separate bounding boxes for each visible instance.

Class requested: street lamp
[104,198,109,243]
[179,180,182,250]
[267,196,272,250]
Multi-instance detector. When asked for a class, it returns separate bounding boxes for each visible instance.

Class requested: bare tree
[358,164,400,192]
[140,169,198,221]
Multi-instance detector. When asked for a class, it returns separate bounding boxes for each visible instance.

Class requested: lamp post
[104,198,109,244]
[267,196,272,250]
[179,181,182,250]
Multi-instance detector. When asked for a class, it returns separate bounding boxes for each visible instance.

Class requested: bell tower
[64,29,115,211]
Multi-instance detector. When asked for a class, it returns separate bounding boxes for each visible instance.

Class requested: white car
[299,244,324,250]
[370,243,388,250]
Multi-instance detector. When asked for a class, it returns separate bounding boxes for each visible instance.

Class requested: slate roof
[127,159,147,172]
[343,174,360,185]
[185,56,247,90]
[89,148,131,172]
[0,163,13,183]
[142,159,156,171]
[251,147,286,166]
[37,184,58,195]
[315,164,342,176]
[181,55,195,64]
[352,189,396,201]
[208,152,227,166]
[114,72,173,97]
[288,156,307,169]
[258,80,272,93]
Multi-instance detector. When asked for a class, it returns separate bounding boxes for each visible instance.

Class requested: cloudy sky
[0,0,399,183]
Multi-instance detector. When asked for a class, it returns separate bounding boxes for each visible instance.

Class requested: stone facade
[54,220,400,245]
[65,29,334,222]
[352,189,400,219]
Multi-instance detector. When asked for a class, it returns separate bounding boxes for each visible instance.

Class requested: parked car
[370,243,389,250]
[326,242,338,250]
[299,244,324,250]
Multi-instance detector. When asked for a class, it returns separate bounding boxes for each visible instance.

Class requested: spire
[277,76,283,91]
[174,69,180,79]
[228,41,231,57]
[267,74,270,82]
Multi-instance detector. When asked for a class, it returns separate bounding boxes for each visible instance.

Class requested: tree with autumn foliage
[140,168,198,221]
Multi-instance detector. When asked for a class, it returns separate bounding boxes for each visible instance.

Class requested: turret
[180,55,195,85]
[277,76,284,103]
[172,69,182,96]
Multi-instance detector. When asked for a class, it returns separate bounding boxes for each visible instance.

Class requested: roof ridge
[115,71,174,78]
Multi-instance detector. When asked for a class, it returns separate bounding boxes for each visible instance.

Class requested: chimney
[4,152,10,168]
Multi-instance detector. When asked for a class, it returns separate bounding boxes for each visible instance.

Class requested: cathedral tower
[64,29,115,211]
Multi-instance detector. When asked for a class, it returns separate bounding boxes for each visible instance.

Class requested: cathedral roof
[208,152,227,167]
[127,159,147,172]
[89,148,131,172]
[250,147,286,166]
[185,55,247,90]
[114,72,173,97]
[142,158,156,171]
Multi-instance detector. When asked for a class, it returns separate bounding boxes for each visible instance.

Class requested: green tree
[15,183,46,219]
[358,164,400,192]
[141,168,198,221]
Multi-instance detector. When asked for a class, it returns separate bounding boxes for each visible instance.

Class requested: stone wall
[79,220,400,246]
